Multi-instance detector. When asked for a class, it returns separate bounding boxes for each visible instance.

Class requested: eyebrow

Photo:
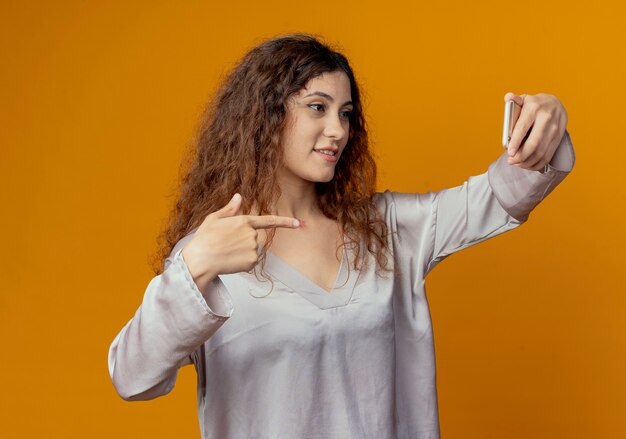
[303,91,353,107]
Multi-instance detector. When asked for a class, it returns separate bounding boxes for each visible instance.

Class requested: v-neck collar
[263,239,360,310]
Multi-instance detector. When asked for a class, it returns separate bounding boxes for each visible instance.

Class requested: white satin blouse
[109,131,575,438]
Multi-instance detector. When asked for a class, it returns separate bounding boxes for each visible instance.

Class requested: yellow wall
[1,1,624,437]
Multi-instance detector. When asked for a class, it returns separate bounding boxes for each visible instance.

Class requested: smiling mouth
[313,149,339,163]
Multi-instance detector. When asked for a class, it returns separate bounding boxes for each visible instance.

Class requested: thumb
[504,91,524,107]
[213,193,242,219]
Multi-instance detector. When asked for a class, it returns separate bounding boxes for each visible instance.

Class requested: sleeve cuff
[174,248,234,320]
[545,130,576,173]
[488,130,574,222]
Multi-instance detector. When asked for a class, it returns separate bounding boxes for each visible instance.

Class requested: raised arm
[423,93,574,274]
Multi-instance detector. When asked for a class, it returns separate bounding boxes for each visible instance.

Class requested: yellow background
[1,1,624,437]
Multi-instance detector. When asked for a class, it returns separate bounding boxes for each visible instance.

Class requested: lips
[315,149,336,156]
[313,146,338,156]
[313,148,339,163]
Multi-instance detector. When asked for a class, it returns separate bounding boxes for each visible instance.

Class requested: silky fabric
[109,131,575,438]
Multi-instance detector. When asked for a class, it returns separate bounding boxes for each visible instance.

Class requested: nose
[323,114,348,142]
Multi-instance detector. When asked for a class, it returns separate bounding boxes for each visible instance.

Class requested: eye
[308,103,325,112]
[340,110,353,120]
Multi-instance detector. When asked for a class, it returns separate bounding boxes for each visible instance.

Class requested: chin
[312,171,336,183]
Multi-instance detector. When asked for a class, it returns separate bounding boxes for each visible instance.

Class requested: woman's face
[278,71,353,185]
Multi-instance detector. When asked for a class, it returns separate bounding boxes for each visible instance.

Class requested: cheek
[297,118,322,139]
[280,142,307,172]
[286,131,317,156]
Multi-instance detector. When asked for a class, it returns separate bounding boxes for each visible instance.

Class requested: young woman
[108,34,575,438]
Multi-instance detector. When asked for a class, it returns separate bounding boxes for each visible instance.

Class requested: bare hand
[181,194,300,289]
[504,92,568,171]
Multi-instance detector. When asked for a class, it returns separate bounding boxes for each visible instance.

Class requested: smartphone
[502,99,521,149]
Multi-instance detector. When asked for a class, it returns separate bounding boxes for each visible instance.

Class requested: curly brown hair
[153,33,392,279]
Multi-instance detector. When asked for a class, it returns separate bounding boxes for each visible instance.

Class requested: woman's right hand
[181,193,300,291]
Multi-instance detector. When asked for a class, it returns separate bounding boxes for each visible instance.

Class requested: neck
[274,176,320,220]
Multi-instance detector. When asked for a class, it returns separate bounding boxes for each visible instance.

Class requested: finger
[529,126,561,170]
[247,215,300,229]
[508,101,537,156]
[523,151,544,169]
[524,125,559,169]
[512,129,560,171]
[517,152,545,170]
[504,91,524,107]
[212,193,242,219]
[508,113,552,165]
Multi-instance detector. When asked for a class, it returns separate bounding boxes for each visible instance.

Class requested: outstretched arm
[424,92,574,274]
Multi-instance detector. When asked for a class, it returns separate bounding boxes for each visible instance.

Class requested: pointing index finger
[247,215,300,229]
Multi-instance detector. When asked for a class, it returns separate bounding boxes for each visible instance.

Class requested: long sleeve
[108,237,234,401]
[375,132,575,438]
[422,130,575,275]
[488,130,575,221]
